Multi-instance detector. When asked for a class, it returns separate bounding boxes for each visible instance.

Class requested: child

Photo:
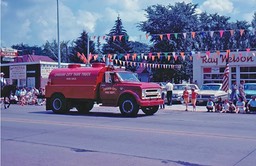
[183,87,189,111]
[215,97,223,112]
[160,91,165,109]
[236,97,246,113]
[229,101,236,113]
[206,98,214,112]
[191,88,198,111]
[221,99,230,113]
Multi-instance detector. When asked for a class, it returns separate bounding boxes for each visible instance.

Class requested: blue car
[244,83,256,102]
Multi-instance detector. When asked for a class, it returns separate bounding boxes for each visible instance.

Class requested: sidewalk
[160,104,207,112]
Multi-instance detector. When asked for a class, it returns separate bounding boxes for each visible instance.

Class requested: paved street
[1,104,256,166]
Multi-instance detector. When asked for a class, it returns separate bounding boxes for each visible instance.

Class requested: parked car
[197,83,228,104]
[172,84,200,103]
[244,83,256,102]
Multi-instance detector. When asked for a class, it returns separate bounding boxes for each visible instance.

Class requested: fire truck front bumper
[138,99,164,107]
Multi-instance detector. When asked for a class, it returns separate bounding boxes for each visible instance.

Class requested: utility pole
[57,0,61,68]
[87,34,89,59]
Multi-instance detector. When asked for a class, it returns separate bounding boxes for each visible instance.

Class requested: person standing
[238,80,246,102]
[0,72,7,90]
[230,81,238,103]
[160,91,165,109]
[191,88,198,111]
[183,87,189,111]
[165,80,173,105]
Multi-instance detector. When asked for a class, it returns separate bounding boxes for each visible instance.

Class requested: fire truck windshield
[117,72,140,82]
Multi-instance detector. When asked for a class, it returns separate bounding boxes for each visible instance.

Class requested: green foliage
[12,43,43,56]
[138,2,255,82]
[41,40,70,63]
[102,16,132,54]
[70,30,96,63]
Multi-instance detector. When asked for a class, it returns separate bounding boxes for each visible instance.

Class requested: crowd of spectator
[10,87,45,106]
[206,95,256,114]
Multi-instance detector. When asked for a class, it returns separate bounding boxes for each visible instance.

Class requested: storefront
[193,51,256,87]
[1,62,69,89]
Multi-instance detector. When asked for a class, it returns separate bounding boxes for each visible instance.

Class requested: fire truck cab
[45,63,163,116]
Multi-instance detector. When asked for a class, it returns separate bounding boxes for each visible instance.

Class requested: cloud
[243,12,254,23]
[1,0,255,47]
[200,0,234,15]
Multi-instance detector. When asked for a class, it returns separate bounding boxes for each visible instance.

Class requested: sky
[1,0,255,48]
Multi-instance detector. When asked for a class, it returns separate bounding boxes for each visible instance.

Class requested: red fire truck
[45,63,163,116]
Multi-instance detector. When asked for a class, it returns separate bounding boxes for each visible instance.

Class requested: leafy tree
[70,30,96,63]
[12,43,43,56]
[138,2,199,52]
[41,40,71,63]
[129,41,150,56]
[249,12,256,48]
[197,13,232,51]
[138,2,198,82]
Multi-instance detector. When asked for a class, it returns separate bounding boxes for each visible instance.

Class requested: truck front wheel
[119,96,139,117]
[50,94,68,114]
[141,106,159,115]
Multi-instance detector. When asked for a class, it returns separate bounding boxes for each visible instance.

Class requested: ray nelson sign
[201,53,255,66]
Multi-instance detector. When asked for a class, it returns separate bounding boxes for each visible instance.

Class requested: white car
[197,83,228,104]
[172,84,200,103]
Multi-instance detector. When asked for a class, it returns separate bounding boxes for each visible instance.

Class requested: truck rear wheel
[76,101,94,114]
[50,94,68,114]
[141,106,159,115]
[119,96,139,117]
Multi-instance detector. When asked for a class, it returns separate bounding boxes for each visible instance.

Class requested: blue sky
[1,0,255,47]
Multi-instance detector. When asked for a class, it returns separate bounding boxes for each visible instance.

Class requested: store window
[240,67,256,83]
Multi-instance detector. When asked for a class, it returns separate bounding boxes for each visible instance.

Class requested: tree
[41,40,71,63]
[70,30,96,63]
[12,43,43,56]
[138,2,199,52]
[129,41,150,57]
[102,15,132,54]
[197,13,232,51]
[138,2,198,82]
[249,12,256,48]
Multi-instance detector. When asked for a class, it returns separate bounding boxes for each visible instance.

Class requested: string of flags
[77,49,255,68]
[89,28,254,41]
[77,52,182,69]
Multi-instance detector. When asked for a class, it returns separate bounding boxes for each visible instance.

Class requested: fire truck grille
[144,89,161,99]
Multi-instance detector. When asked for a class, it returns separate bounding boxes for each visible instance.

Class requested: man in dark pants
[165,80,173,105]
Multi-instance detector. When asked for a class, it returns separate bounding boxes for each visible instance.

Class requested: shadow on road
[29,110,148,118]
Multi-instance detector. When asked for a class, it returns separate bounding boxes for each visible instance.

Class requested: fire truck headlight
[142,89,146,99]
[157,89,162,98]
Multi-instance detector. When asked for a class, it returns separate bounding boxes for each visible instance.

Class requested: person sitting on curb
[229,101,236,113]
[236,97,246,114]
[221,99,230,113]
[215,97,223,112]
[247,96,256,113]
[206,98,214,112]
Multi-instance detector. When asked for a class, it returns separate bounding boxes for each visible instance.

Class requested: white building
[193,51,256,87]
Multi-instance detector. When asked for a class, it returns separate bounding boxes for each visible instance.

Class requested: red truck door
[100,72,120,106]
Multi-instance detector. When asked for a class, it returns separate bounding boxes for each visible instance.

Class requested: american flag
[221,61,229,92]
